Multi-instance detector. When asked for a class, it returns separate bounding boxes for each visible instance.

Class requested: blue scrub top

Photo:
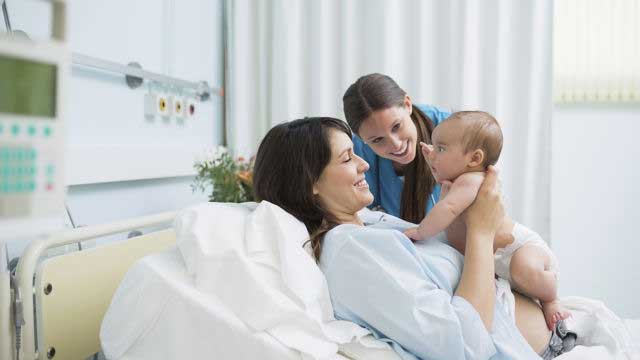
[352,104,451,218]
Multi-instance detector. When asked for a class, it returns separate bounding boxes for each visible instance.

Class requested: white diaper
[494,223,558,283]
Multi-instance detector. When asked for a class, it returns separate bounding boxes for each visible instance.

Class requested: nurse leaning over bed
[252,117,566,359]
[342,73,450,223]
[342,74,514,255]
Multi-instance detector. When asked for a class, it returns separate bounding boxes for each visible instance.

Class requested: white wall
[552,105,640,318]
[65,0,223,184]
[5,0,222,259]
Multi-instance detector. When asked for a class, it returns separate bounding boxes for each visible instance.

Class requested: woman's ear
[467,149,485,168]
[312,184,319,195]
[403,95,413,114]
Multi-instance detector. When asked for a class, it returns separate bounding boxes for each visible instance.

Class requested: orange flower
[237,171,253,186]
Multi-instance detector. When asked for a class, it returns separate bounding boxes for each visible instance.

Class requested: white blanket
[556,297,640,359]
[174,201,390,360]
[100,248,304,360]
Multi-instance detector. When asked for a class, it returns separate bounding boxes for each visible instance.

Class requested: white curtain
[225,0,553,239]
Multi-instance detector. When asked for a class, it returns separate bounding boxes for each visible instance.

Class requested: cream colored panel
[34,229,176,360]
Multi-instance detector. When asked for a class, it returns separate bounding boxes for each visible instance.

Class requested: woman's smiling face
[356,96,418,166]
[313,129,374,219]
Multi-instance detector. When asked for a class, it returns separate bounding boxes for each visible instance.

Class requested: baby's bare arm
[414,173,484,239]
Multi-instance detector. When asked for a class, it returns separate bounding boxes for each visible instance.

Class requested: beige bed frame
[13,212,177,360]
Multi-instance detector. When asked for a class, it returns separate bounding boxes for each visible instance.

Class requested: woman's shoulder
[323,223,383,247]
[320,223,415,269]
[325,219,411,242]
[319,224,366,272]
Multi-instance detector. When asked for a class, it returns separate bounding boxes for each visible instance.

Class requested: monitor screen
[0,54,57,118]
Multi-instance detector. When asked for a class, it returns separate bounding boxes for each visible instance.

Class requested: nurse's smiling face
[357,96,418,166]
[313,129,374,220]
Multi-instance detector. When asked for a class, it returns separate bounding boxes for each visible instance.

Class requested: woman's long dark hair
[342,73,436,223]
[253,117,353,260]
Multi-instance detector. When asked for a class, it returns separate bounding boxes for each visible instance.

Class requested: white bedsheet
[556,297,640,359]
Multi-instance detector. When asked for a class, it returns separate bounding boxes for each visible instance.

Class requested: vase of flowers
[192,146,255,202]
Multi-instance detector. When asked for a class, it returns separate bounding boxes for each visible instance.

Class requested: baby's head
[427,111,502,183]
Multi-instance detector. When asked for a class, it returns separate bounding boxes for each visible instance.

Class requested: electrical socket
[144,93,169,118]
[185,98,196,118]
[169,96,185,119]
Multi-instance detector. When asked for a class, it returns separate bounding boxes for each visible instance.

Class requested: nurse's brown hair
[343,73,436,223]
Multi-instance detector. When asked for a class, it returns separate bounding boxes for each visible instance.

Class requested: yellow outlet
[159,98,167,112]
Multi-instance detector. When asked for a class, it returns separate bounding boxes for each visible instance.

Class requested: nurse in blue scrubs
[342,73,450,224]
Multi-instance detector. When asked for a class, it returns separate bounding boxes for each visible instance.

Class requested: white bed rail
[14,211,176,360]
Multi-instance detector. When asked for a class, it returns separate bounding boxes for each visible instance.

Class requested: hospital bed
[13,208,401,360]
[12,203,640,360]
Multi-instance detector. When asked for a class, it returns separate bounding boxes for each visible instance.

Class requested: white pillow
[174,201,256,279]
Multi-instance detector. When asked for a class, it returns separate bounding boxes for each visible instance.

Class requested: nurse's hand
[465,166,504,237]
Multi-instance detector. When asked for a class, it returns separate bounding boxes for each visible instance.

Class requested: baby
[404,111,570,330]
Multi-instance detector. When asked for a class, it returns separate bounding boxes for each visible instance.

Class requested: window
[554,0,640,103]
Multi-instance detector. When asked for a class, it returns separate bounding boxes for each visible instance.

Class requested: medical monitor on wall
[0,36,69,224]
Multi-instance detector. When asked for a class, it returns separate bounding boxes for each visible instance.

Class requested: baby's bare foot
[541,299,571,330]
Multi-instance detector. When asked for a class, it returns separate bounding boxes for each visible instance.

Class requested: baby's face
[426,121,473,183]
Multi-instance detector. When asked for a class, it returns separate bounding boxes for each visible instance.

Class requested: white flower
[197,145,228,165]
[216,145,228,156]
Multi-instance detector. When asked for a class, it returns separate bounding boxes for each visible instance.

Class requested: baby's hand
[420,142,433,162]
[404,227,422,241]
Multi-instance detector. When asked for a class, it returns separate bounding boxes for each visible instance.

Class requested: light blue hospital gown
[319,213,542,359]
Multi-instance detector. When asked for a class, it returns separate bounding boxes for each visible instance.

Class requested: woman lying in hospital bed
[252,117,561,359]
[101,117,639,359]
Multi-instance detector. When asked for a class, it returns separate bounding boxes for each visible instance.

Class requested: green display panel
[0,55,57,118]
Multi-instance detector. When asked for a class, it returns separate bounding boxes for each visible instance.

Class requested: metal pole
[51,0,65,42]
[2,0,12,32]
[221,0,229,147]
[72,52,222,100]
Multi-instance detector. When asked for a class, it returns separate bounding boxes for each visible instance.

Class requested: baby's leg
[510,244,556,301]
[509,244,570,329]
